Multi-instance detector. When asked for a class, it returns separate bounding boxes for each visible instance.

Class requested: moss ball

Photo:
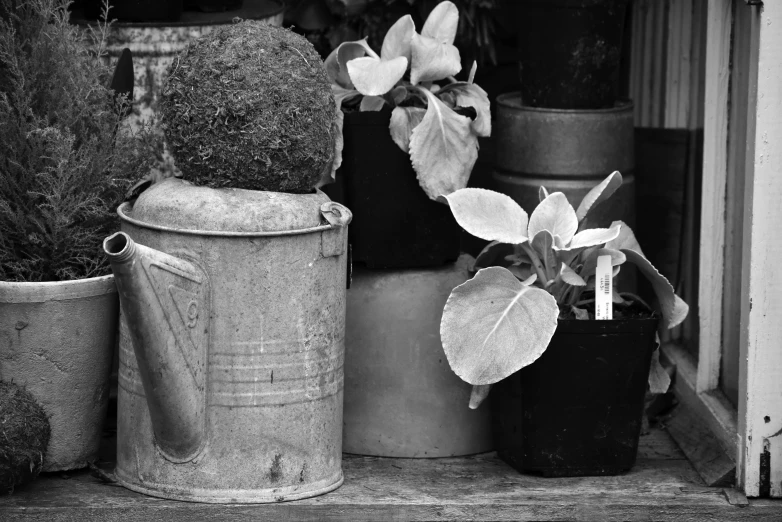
[161,21,335,193]
[0,382,50,493]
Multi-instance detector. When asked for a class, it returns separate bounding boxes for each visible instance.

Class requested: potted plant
[323,0,491,267]
[0,0,156,471]
[438,171,688,476]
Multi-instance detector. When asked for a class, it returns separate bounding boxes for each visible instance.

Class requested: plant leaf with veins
[325,39,375,89]
[439,82,491,137]
[381,14,415,62]
[410,89,478,199]
[528,192,578,246]
[441,267,559,385]
[360,95,386,111]
[557,223,622,252]
[441,188,528,243]
[575,171,623,223]
[389,106,426,153]
[410,1,461,84]
[606,221,688,328]
[561,263,586,286]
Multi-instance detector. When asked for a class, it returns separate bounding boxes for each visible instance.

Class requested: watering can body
[104,178,350,503]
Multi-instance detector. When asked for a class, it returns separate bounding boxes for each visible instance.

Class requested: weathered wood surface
[1,427,780,521]
[665,405,735,487]
[697,0,733,395]
[737,0,782,499]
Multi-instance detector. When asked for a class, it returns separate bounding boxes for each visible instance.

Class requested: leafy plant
[323,0,491,199]
[0,0,159,282]
[438,172,689,408]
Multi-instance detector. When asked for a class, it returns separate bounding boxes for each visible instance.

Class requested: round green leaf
[441,267,559,385]
[443,188,528,244]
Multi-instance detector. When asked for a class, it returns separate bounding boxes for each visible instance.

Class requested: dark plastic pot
[332,109,461,269]
[491,316,659,477]
[186,0,243,13]
[516,0,630,109]
[84,0,184,22]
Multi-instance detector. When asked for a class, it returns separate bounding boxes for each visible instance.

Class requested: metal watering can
[103,178,351,503]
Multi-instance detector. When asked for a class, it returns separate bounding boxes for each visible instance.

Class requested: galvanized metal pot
[494,92,636,230]
[75,0,284,131]
[104,178,351,503]
[0,276,118,471]
[343,257,494,457]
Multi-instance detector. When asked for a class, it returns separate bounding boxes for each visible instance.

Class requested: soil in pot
[336,108,462,269]
[491,314,658,476]
[516,0,630,109]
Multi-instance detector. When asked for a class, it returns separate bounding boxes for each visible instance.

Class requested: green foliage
[0,0,158,282]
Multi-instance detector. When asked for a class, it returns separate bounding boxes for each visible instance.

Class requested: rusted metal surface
[493,93,636,229]
[105,179,351,502]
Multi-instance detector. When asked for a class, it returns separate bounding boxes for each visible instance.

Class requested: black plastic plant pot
[491,316,659,477]
[334,109,462,269]
[516,0,630,109]
[84,0,184,22]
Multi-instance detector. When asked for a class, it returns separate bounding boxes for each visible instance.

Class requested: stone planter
[0,275,118,471]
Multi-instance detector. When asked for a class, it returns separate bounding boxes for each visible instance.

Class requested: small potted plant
[324,0,491,268]
[439,171,688,476]
[0,0,156,471]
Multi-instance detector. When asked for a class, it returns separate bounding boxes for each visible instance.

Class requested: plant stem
[521,243,549,288]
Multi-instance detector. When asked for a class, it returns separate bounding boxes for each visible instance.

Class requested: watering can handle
[319,202,351,258]
[320,202,352,288]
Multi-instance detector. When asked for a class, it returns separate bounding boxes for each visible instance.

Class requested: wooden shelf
[1,425,780,520]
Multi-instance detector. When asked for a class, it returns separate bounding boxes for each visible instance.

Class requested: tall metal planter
[493,92,636,230]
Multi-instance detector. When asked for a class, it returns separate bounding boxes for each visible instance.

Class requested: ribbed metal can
[493,92,636,228]
[107,178,350,503]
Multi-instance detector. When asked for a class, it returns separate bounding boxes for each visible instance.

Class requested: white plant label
[596,254,613,320]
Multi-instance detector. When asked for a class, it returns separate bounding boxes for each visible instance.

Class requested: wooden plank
[737,0,782,499]
[696,0,732,394]
[661,343,738,459]
[688,0,707,130]
[650,0,667,128]
[677,0,694,128]
[724,488,750,506]
[630,0,643,124]
[721,0,752,408]
[641,0,655,127]
[664,0,680,128]
[665,405,735,487]
[2,426,781,521]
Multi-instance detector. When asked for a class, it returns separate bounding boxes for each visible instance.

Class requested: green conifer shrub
[0,0,158,282]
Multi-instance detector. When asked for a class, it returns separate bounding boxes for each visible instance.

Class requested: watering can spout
[104,232,208,462]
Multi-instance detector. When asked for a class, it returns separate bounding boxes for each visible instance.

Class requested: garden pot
[336,109,462,269]
[494,93,635,231]
[84,0,184,22]
[186,0,243,12]
[342,257,493,457]
[0,275,118,471]
[106,178,351,503]
[491,316,659,477]
[516,0,630,109]
[73,0,283,131]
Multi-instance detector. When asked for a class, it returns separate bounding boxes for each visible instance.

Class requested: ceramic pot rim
[0,274,116,303]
